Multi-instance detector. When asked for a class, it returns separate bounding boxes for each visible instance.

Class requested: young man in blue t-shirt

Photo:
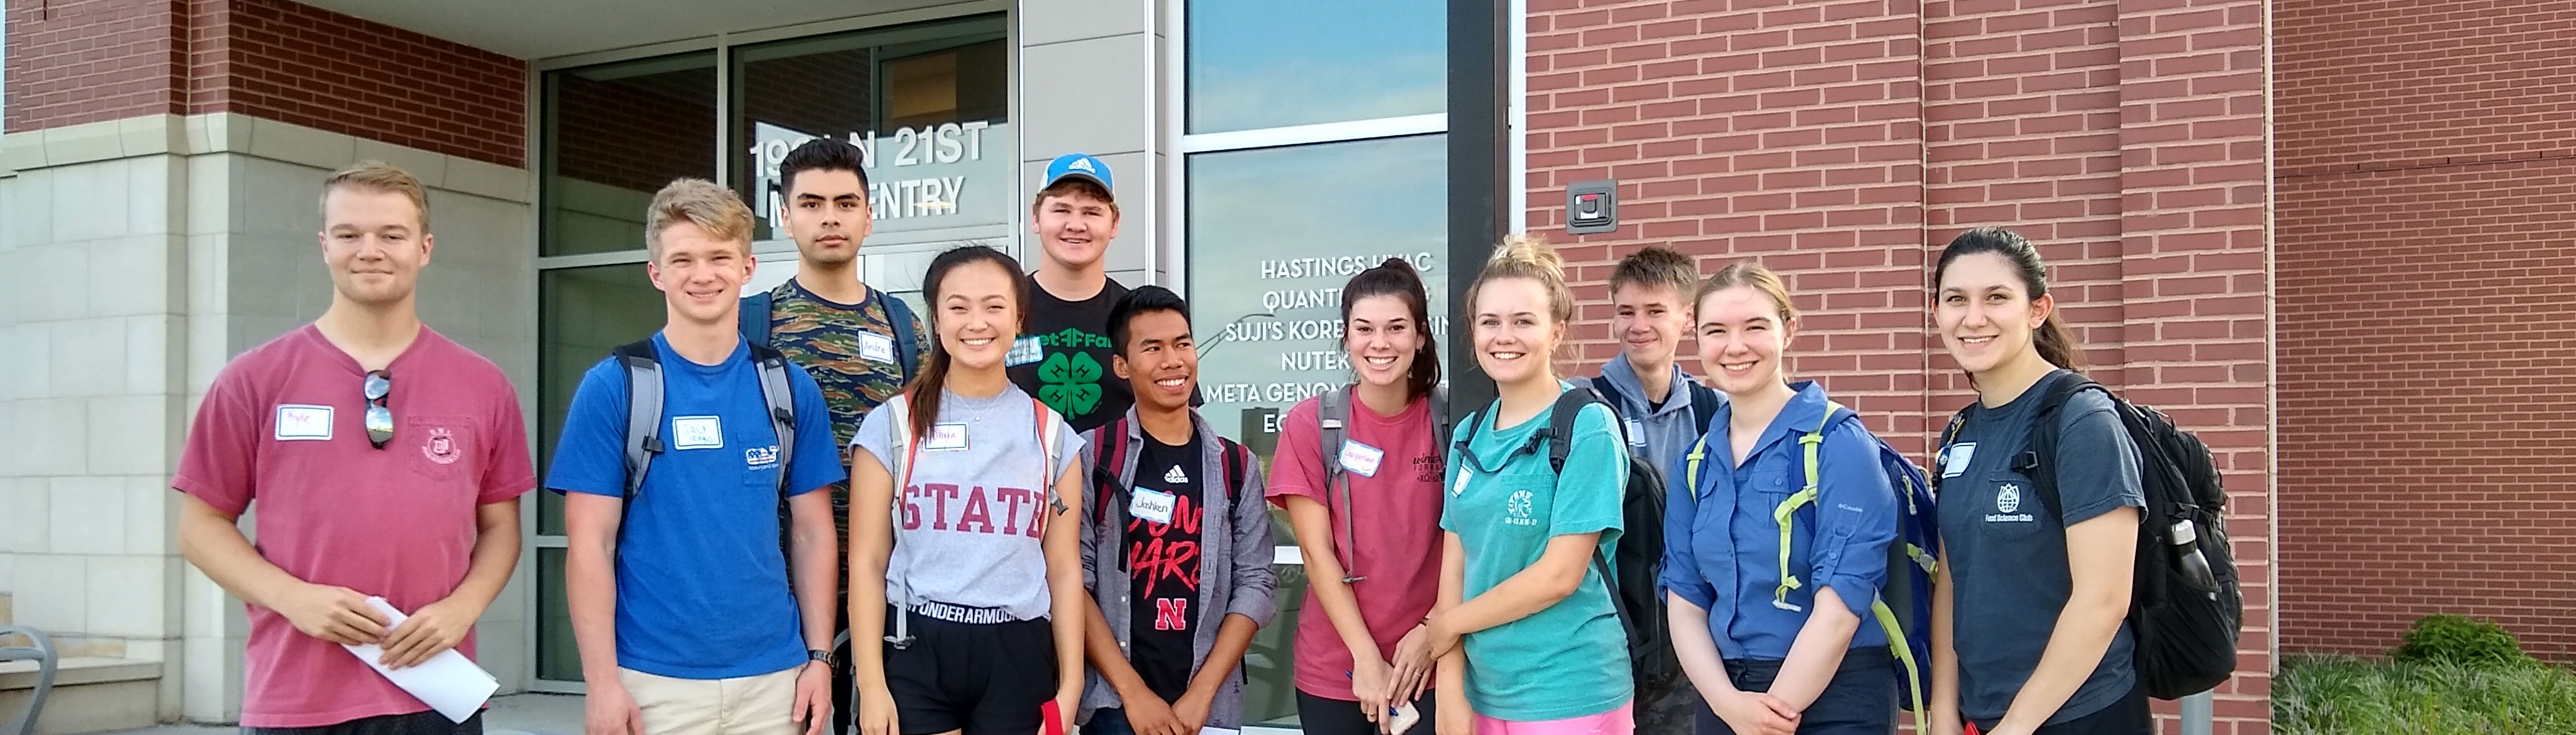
[548,179,846,735]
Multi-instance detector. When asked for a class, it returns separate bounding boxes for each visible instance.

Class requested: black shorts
[243,710,481,735]
[1294,690,1441,735]
[884,606,1059,735]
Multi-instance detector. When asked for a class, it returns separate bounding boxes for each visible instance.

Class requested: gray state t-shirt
[1935,370,2145,726]
[852,385,1084,622]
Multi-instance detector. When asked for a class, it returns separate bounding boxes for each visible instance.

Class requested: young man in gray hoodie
[1579,245,1722,735]
[1078,285,1278,735]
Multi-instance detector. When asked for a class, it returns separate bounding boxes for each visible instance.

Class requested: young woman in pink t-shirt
[1265,258,1450,735]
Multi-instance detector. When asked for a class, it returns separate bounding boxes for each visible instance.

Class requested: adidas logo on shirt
[1164,464,1189,485]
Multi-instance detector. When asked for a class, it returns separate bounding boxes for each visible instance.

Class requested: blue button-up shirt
[1659,381,1899,661]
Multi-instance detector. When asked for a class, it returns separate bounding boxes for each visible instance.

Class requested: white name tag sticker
[924,423,969,451]
[1338,440,1386,478]
[1941,442,1975,478]
[857,332,898,365]
[1624,419,1648,447]
[275,405,333,440]
[1130,488,1177,524]
[671,416,724,450]
[1006,337,1045,367]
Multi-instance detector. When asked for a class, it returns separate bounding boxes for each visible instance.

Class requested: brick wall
[6,0,525,166]
[2276,0,2576,660]
[1526,0,2271,731]
[3,0,190,132]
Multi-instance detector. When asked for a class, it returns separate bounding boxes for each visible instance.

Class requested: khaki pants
[619,666,805,735]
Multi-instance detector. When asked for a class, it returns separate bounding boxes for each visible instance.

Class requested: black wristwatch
[808,649,834,667]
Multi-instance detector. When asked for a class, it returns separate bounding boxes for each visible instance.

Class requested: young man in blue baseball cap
[1010,153,1138,433]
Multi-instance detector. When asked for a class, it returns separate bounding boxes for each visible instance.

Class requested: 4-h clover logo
[1506,490,1535,519]
[1038,351,1104,416]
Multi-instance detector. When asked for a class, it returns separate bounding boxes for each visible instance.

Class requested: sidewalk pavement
[93,693,586,735]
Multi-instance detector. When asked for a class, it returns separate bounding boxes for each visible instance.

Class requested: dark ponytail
[1934,227,2086,373]
[1340,257,1442,403]
[904,245,1030,439]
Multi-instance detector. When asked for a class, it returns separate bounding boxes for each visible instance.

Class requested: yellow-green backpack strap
[1874,600,1929,734]
[1770,402,1843,611]
[1685,435,1708,493]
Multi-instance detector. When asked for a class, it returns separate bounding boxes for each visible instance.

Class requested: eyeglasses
[364,370,394,449]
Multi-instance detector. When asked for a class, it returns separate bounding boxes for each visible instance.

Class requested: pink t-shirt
[172,325,535,727]
[1265,391,1446,700]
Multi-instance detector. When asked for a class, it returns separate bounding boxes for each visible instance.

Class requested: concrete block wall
[0,112,535,724]
[1016,0,1170,288]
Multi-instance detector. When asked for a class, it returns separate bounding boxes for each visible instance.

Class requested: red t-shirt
[1264,392,1446,700]
[172,325,535,727]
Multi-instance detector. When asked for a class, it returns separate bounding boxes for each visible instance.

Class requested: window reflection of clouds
[1186,0,1445,133]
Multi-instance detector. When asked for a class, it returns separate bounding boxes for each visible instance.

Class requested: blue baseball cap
[1043,153,1113,195]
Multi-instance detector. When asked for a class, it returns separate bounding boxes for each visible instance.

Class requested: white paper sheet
[340,597,499,723]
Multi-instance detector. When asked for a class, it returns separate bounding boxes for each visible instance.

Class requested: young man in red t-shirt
[174,161,535,734]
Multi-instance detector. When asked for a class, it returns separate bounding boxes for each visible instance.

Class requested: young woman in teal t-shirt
[1393,235,1636,735]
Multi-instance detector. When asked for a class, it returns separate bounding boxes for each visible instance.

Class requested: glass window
[1244,563,1307,726]
[1188,134,1450,457]
[536,548,580,682]
[733,19,1012,245]
[1187,0,1445,134]
[542,53,718,256]
[534,263,665,536]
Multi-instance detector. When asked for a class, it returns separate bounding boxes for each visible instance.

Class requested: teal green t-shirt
[1440,383,1633,721]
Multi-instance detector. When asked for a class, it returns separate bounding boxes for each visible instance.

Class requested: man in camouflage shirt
[738,137,927,735]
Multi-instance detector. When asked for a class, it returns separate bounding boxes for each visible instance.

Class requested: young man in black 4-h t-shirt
[1008,152,1136,433]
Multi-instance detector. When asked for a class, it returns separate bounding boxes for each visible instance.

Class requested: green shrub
[2276,656,2576,735]
[2394,615,2534,668]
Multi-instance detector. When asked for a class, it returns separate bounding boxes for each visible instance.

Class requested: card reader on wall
[1566,180,1617,234]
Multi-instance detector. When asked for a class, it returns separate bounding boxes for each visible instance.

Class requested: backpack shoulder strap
[748,344,798,496]
[1690,382,1724,434]
[1221,437,1249,503]
[1092,417,1134,524]
[1587,375,1631,418]
[1431,384,1452,444]
[1682,434,1711,500]
[2017,375,2107,521]
[880,289,924,381]
[613,340,663,502]
[1545,388,1607,473]
[1769,400,1853,613]
[738,291,775,349]
[1318,387,1352,491]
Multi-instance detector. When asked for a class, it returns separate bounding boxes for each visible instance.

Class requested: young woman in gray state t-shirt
[846,246,1089,735]
[1927,228,2150,735]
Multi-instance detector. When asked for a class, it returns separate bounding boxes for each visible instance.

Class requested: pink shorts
[1472,701,1635,735]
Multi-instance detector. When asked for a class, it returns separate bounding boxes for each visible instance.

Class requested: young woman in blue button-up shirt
[1662,262,1902,735]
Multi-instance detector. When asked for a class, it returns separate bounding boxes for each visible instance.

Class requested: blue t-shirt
[545,334,845,680]
[1440,383,1632,721]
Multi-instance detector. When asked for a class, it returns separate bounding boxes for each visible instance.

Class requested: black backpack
[1456,388,1681,703]
[611,339,801,536]
[1941,376,2243,700]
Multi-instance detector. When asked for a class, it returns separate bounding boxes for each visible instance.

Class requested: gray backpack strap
[747,344,797,495]
[1318,386,1365,584]
[1432,384,1452,444]
[613,340,664,502]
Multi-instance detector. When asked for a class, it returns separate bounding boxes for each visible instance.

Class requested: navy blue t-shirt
[1935,370,2145,727]
[545,334,845,680]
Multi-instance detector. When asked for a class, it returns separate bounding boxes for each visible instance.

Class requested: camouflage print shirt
[764,278,926,576]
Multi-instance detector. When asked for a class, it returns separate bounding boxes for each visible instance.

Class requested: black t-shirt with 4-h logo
[1011,277,1132,434]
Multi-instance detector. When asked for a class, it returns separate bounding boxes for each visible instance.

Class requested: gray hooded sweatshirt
[1579,357,1723,480]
